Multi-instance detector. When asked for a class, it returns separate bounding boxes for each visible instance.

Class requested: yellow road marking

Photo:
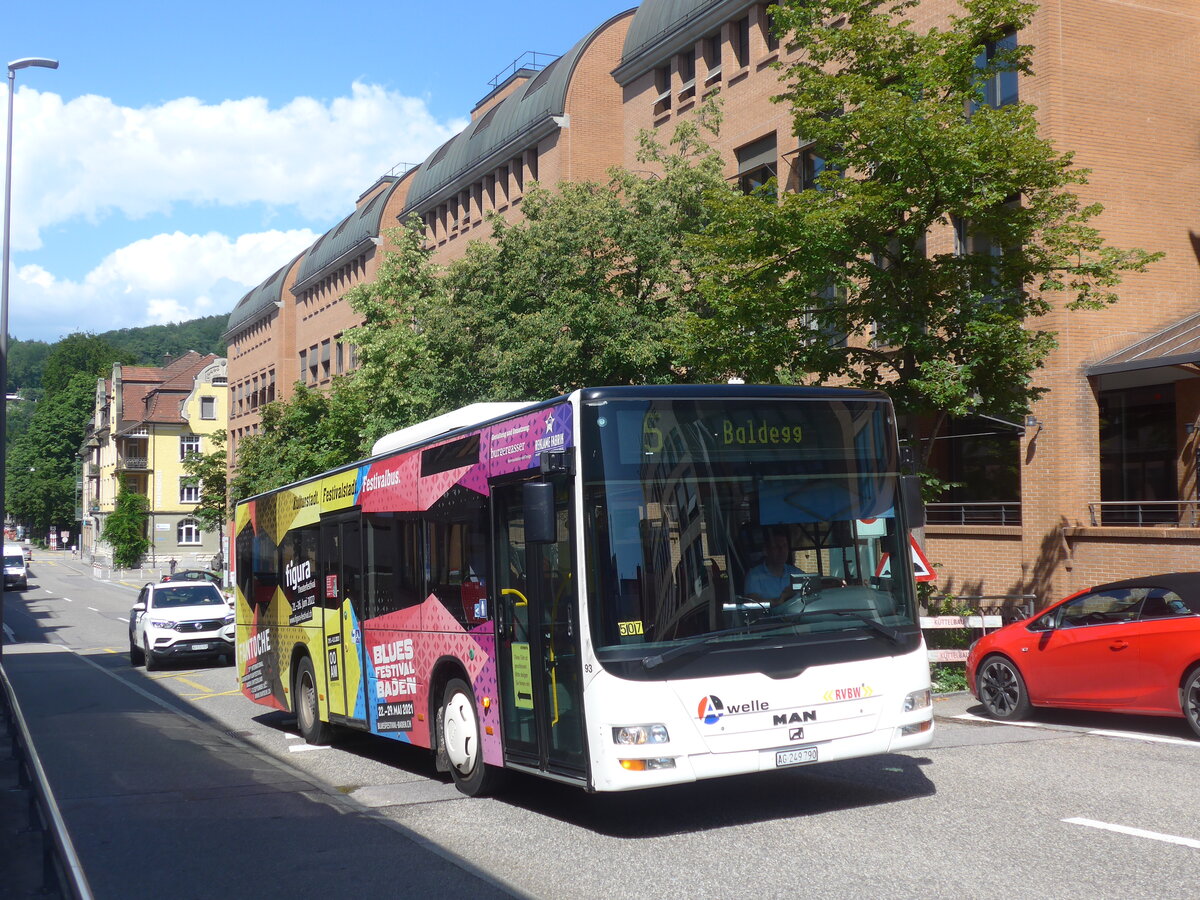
[185,688,242,700]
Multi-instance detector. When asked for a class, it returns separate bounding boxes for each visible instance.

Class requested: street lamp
[2,57,58,655]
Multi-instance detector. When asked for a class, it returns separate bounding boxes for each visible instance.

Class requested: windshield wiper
[822,610,902,644]
[641,613,811,670]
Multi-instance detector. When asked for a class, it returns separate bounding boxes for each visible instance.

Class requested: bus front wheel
[441,678,503,797]
[294,656,332,745]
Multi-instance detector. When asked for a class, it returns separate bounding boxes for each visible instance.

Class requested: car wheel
[1183,667,1200,740]
[143,637,159,672]
[441,677,504,797]
[977,654,1031,721]
[130,640,145,666]
[294,656,332,745]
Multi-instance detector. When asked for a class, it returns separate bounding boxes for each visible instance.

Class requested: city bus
[233,385,934,795]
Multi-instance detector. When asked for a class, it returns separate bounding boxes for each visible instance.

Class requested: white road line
[87,607,98,612]
[288,744,331,753]
[117,617,128,623]
[1064,818,1200,850]
[64,598,72,602]
[954,713,1197,746]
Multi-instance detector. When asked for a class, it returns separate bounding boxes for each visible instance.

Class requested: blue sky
[2,0,634,342]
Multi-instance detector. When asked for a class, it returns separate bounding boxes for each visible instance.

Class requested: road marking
[87,607,98,612]
[288,743,331,753]
[954,712,1197,746]
[1064,818,1200,849]
[117,617,128,623]
[185,688,242,700]
[64,597,72,602]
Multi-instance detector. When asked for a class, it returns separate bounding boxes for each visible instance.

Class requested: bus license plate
[776,747,818,767]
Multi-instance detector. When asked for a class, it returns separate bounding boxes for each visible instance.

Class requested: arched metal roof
[294,177,403,289]
[406,13,627,211]
[616,0,748,83]
[225,254,299,336]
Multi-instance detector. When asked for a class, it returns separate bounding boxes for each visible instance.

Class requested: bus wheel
[294,656,332,745]
[442,678,502,797]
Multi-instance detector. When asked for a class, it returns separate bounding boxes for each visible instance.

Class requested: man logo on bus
[697,695,724,724]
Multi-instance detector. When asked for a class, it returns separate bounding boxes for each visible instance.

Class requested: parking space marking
[954,713,1197,746]
[1064,818,1200,849]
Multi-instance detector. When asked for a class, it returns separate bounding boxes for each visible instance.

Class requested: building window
[178,518,202,545]
[736,135,777,194]
[734,16,751,68]
[180,434,200,460]
[654,65,672,115]
[336,338,345,375]
[678,49,696,101]
[764,9,779,53]
[320,339,331,381]
[973,31,1018,111]
[1099,385,1178,525]
[800,148,826,190]
[180,477,200,504]
[705,33,722,83]
[200,396,216,420]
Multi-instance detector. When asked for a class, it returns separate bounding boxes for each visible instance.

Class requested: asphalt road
[5,551,1200,899]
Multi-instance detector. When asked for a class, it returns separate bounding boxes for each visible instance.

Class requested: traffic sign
[874,535,937,582]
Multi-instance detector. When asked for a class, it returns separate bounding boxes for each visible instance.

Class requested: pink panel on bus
[357,453,421,512]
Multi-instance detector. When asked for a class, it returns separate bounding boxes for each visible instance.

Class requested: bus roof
[370,402,537,456]
[236,384,894,505]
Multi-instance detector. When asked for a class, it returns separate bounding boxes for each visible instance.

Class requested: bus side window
[426,493,489,627]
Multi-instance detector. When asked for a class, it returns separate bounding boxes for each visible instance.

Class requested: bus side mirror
[901,475,925,529]
[524,482,557,543]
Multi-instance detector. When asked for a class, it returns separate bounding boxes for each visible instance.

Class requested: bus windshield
[581,397,918,677]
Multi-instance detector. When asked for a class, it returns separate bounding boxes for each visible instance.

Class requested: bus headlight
[903,689,932,712]
[612,724,670,745]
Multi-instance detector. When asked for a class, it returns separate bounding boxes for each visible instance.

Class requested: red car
[967,573,1200,738]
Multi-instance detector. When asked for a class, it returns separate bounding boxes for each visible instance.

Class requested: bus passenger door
[320,513,367,726]
[494,478,588,780]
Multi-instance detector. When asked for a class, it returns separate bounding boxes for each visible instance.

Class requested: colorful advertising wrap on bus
[233,403,574,762]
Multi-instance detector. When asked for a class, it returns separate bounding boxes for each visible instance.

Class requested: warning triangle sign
[874,535,937,582]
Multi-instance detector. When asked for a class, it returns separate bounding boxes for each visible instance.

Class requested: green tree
[102,477,150,569]
[338,113,730,438]
[5,373,96,539]
[41,333,134,400]
[687,0,1161,462]
[229,383,369,504]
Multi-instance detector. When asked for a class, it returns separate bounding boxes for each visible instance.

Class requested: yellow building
[81,352,228,569]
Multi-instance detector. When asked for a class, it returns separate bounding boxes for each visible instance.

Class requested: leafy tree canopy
[6,372,97,536]
[686,0,1161,450]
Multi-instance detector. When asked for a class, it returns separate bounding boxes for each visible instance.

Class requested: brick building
[224,0,1200,609]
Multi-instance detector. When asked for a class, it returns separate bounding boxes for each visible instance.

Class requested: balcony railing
[116,455,148,470]
[926,502,1022,526]
[1088,500,1199,527]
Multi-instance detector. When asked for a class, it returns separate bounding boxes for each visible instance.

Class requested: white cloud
[11,229,318,341]
[4,82,465,251]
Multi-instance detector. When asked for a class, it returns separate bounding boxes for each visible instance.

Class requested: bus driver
[744,529,806,607]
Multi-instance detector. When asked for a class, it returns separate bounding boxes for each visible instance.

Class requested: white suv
[129,581,234,669]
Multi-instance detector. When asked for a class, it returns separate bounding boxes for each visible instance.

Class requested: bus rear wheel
[294,656,332,745]
[441,678,503,797]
